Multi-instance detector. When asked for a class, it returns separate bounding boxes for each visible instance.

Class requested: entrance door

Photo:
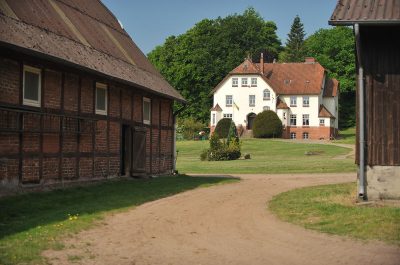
[121,125,132,176]
[131,127,146,174]
[247,113,256,129]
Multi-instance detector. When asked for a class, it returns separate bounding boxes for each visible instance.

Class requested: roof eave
[329,20,400,26]
[0,41,186,103]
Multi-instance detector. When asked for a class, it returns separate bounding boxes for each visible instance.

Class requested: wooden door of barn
[122,125,132,176]
[131,127,146,175]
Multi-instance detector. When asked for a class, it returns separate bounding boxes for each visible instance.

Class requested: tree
[304,27,356,128]
[280,15,306,62]
[148,8,282,123]
[253,110,282,138]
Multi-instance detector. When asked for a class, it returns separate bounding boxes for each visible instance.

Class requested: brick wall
[0,55,176,187]
[283,126,335,140]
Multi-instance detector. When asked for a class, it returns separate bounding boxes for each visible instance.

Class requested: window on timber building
[95,82,108,115]
[143,97,151,125]
[23,65,41,107]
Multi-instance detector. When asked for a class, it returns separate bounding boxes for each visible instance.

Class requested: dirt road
[44,173,400,265]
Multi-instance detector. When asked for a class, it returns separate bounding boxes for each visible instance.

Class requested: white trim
[143,97,151,125]
[95,82,108,115]
[23,65,41,107]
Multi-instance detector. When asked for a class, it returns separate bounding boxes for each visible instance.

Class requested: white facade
[211,74,338,134]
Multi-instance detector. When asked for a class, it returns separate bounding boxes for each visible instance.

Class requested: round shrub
[253,110,283,138]
[214,118,237,139]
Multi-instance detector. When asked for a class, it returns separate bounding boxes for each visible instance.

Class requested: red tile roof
[324,78,339,97]
[276,98,289,109]
[230,58,261,74]
[319,104,336,118]
[329,0,400,25]
[210,103,222,111]
[0,0,185,102]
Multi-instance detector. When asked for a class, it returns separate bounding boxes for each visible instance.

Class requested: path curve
[44,173,400,265]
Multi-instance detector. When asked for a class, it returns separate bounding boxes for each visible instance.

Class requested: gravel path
[44,173,400,265]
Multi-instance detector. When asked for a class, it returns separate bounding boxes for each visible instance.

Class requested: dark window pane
[24,71,39,101]
[143,101,150,122]
[96,88,106,111]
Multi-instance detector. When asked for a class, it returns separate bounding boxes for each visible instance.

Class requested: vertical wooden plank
[18,61,23,184]
[76,76,82,179]
[58,72,65,183]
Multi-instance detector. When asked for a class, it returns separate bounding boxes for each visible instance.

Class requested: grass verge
[177,139,356,174]
[333,127,356,144]
[269,182,400,245]
[0,175,237,265]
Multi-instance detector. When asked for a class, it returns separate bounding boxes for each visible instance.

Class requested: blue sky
[102,1,337,55]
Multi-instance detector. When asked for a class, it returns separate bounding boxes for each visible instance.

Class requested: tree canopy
[280,15,306,62]
[148,8,281,122]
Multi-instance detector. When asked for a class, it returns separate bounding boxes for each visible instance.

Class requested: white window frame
[303,96,310,107]
[249,95,255,107]
[23,65,41,107]
[251,77,257,87]
[241,78,248,87]
[223,113,232,119]
[290,114,297,126]
[263,106,270,111]
[143,97,151,125]
[232,78,238,87]
[95,82,108,115]
[303,132,309,139]
[263,89,270,100]
[212,113,216,125]
[226,95,233,107]
[319,119,325,126]
[290,96,297,107]
[302,114,310,126]
[290,132,296,139]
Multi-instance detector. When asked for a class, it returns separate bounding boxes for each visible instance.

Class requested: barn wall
[0,52,174,189]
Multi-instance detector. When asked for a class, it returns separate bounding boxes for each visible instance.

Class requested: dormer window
[232,78,238,87]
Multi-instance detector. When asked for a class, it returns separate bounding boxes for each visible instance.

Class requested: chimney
[260,53,264,74]
[305,57,316,63]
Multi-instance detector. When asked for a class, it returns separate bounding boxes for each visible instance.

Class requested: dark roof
[329,0,400,25]
[276,98,289,109]
[319,104,336,118]
[0,0,185,102]
[323,78,339,97]
[211,58,339,97]
[210,103,222,111]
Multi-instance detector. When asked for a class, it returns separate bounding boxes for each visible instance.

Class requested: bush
[253,110,283,138]
[178,117,205,140]
[200,132,241,161]
[214,118,237,139]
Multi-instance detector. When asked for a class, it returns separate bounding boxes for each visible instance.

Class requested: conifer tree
[280,15,305,62]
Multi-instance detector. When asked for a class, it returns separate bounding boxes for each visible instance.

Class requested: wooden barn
[330,0,400,200]
[0,0,185,189]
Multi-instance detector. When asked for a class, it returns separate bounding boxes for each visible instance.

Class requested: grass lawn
[177,139,356,174]
[0,175,236,265]
[333,127,356,144]
[269,182,400,245]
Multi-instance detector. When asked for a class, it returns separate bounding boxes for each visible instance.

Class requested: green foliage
[280,15,306,62]
[148,7,281,123]
[0,176,234,265]
[215,118,237,139]
[304,27,356,128]
[200,131,241,161]
[253,110,283,138]
[177,117,205,140]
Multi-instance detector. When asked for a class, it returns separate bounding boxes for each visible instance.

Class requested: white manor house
[210,55,339,140]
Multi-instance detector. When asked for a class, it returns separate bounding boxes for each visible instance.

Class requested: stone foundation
[365,166,400,200]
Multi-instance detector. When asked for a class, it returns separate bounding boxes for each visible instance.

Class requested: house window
[212,114,216,125]
[263,106,270,111]
[303,96,309,107]
[251,78,257,87]
[290,114,297,126]
[226,95,233,106]
[290,132,296,139]
[263,89,270,100]
[302,114,310,126]
[223,113,232,119]
[303,132,309,139]
[143,97,151,125]
[241,78,248,87]
[290,96,297,107]
[283,112,286,119]
[319,119,325,126]
[232,78,238,87]
[95,82,107,115]
[23,65,41,107]
[249,95,255,107]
